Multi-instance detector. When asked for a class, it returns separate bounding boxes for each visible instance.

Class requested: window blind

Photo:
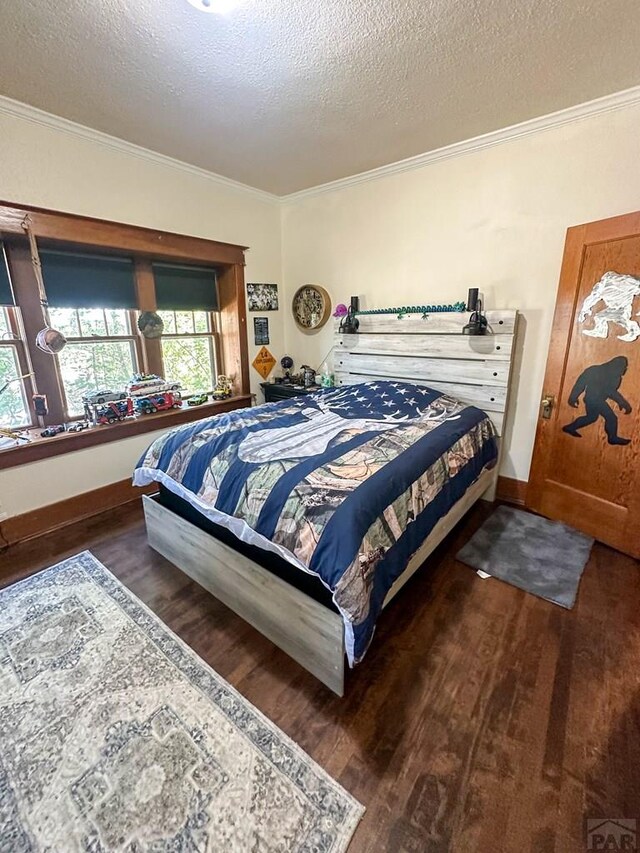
[41,250,136,309]
[0,243,15,306]
[153,262,218,311]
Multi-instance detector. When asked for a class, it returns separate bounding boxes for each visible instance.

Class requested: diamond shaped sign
[252,346,277,380]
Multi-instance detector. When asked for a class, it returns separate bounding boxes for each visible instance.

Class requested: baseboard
[0,478,157,547]
[496,476,528,506]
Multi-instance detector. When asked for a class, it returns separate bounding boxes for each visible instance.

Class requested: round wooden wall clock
[292,285,332,331]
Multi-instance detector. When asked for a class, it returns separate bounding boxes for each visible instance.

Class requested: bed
[135,310,517,694]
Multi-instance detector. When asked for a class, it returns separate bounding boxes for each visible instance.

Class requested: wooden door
[527,211,640,559]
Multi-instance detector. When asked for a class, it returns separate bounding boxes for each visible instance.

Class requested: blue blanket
[135,381,498,663]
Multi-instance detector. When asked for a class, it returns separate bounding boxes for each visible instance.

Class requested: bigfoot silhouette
[562,356,632,445]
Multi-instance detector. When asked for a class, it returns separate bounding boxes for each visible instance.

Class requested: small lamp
[462,288,488,336]
[339,296,360,334]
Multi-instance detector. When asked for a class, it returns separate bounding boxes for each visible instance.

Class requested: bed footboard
[143,494,346,695]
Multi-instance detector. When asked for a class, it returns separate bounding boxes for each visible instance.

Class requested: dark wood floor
[2,501,639,852]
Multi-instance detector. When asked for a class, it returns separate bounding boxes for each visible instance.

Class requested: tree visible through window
[48,308,138,417]
[0,308,30,428]
[159,311,218,394]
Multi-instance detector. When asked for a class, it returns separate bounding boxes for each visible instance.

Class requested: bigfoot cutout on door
[562,356,632,445]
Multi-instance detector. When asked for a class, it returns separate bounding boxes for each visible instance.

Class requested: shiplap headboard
[334,310,517,436]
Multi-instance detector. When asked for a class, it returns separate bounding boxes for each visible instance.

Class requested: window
[0,201,249,470]
[0,307,31,428]
[158,310,219,394]
[48,308,139,417]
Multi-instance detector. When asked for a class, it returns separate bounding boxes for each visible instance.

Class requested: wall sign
[579,271,640,342]
[562,356,632,445]
[252,346,276,380]
[253,317,270,345]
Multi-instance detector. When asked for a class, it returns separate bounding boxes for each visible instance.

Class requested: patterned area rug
[0,552,363,851]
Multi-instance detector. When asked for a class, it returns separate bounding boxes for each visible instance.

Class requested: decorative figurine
[280,356,294,384]
[212,375,233,400]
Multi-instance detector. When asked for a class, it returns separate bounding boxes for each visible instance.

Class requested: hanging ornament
[22,215,67,355]
[137,311,164,339]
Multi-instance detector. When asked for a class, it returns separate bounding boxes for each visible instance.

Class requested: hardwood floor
[2,500,639,852]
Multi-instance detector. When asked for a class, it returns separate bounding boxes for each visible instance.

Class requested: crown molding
[282,84,640,202]
[2,85,640,205]
[0,95,279,204]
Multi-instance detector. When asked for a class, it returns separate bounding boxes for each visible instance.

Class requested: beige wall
[3,97,640,520]
[281,101,640,482]
[0,109,282,518]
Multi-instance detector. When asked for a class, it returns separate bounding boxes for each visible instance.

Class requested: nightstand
[261,382,322,403]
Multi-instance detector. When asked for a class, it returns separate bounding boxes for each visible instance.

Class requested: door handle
[540,394,555,419]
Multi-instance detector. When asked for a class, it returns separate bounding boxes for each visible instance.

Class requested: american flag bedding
[134,381,498,664]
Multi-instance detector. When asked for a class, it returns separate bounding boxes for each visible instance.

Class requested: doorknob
[540,394,555,419]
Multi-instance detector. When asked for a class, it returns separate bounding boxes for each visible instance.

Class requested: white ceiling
[1,0,640,195]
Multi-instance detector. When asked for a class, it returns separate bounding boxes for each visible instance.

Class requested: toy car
[67,421,90,433]
[95,399,134,424]
[135,392,182,415]
[187,393,208,406]
[127,373,182,397]
[41,425,65,438]
[82,389,127,405]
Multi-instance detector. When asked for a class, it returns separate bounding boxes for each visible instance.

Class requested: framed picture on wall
[247,283,279,311]
[253,316,270,345]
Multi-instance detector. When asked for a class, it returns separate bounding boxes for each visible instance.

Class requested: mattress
[156,484,337,610]
[135,381,498,664]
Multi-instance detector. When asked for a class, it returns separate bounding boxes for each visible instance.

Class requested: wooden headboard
[334,310,518,436]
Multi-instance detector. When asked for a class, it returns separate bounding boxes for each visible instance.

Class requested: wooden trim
[133,259,164,376]
[0,478,158,549]
[527,223,587,510]
[496,476,528,506]
[144,495,346,696]
[218,264,250,394]
[0,395,252,470]
[0,201,247,266]
[4,240,67,425]
[0,199,251,441]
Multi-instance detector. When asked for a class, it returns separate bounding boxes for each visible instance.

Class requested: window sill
[0,395,253,471]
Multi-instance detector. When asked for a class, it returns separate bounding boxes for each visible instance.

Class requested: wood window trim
[0,202,247,266]
[0,394,252,470]
[0,200,250,430]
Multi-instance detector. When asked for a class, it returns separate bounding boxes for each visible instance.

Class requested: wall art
[579,271,640,342]
[562,356,632,445]
[247,283,278,312]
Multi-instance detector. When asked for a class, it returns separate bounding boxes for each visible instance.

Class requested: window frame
[0,200,251,470]
[48,308,142,420]
[0,306,36,427]
[158,309,222,394]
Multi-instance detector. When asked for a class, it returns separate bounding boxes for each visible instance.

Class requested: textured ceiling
[1,0,640,195]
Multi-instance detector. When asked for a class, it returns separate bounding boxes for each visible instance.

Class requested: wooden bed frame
[143,309,518,695]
